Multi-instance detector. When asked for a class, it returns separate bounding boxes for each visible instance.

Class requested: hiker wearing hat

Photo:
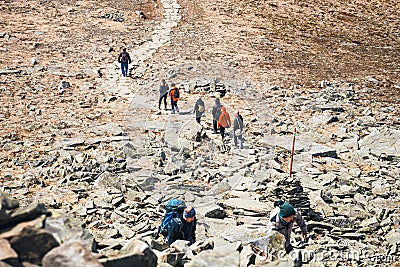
[218,106,231,140]
[166,206,197,244]
[194,96,205,124]
[233,110,244,148]
[169,83,180,114]
[269,200,308,253]
[159,79,169,110]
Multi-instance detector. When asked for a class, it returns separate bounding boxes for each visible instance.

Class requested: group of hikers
[117,48,244,148]
[119,49,306,262]
[158,79,180,114]
[159,79,245,149]
[157,199,307,260]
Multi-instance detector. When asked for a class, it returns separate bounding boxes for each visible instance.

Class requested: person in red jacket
[169,83,180,114]
[218,106,231,139]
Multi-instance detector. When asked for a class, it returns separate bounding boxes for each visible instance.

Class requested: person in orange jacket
[169,83,180,114]
[217,106,231,139]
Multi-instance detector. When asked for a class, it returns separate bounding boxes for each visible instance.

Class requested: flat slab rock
[262,135,337,157]
[359,128,400,157]
[221,198,273,215]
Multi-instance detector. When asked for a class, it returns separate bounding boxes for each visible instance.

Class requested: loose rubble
[1,0,399,266]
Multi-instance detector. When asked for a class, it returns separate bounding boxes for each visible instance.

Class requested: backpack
[158,199,186,237]
[198,104,204,113]
[121,52,128,63]
[173,88,180,99]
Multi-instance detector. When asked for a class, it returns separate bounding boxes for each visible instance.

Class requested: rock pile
[184,80,227,97]
[1,0,400,266]
[0,191,102,266]
[3,75,399,266]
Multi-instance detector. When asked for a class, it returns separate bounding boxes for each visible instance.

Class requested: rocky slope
[0,0,399,266]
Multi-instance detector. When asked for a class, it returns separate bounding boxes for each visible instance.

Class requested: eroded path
[98,0,271,207]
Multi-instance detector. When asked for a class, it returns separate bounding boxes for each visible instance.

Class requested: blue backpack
[158,199,186,237]
[173,88,180,99]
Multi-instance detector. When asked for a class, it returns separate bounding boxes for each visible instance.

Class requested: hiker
[158,200,197,245]
[268,200,308,253]
[194,96,205,124]
[218,106,231,140]
[175,206,196,244]
[211,98,222,133]
[159,79,169,110]
[169,83,180,114]
[233,110,244,149]
[158,148,166,167]
[117,48,132,77]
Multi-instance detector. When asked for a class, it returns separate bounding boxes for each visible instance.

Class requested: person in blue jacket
[166,206,197,245]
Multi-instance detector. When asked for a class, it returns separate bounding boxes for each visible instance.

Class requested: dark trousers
[196,117,201,124]
[159,94,167,109]
[213,120,218,133]
[171,99,178,112]
[220,126,226,139]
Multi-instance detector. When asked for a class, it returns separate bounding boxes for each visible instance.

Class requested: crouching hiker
[158,199,197,245]
[268,200,308,254]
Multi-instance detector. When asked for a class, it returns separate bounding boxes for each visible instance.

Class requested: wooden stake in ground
[289,128,296,177]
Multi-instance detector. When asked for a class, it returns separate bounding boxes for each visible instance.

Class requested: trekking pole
[289,128,296,177]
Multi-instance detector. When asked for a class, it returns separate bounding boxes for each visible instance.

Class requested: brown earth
[175,0,400,88]
[0,1,399,174]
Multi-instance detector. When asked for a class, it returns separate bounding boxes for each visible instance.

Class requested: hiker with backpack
[268,200,308,254]
[117,48,132,77]
[169,83,180,114]
[211,98,222,133]
[233,110,244,149]
[159,79,169,110]
[194,96,205,124]
[218,106,231,140]
[158,199,197,245]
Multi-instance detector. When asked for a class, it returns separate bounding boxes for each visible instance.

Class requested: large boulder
[359,128,400,158]
[0,239,18,263]
[0,203,51,229]
[195,204,226,219]
[0,215,45,240]
[45,210,96,252]
[42,241,102,267]
[186,243,239,267]
[0,192,19,211]
[177,120,204,150]
[9,227,60,265]
[99,239,157,267]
